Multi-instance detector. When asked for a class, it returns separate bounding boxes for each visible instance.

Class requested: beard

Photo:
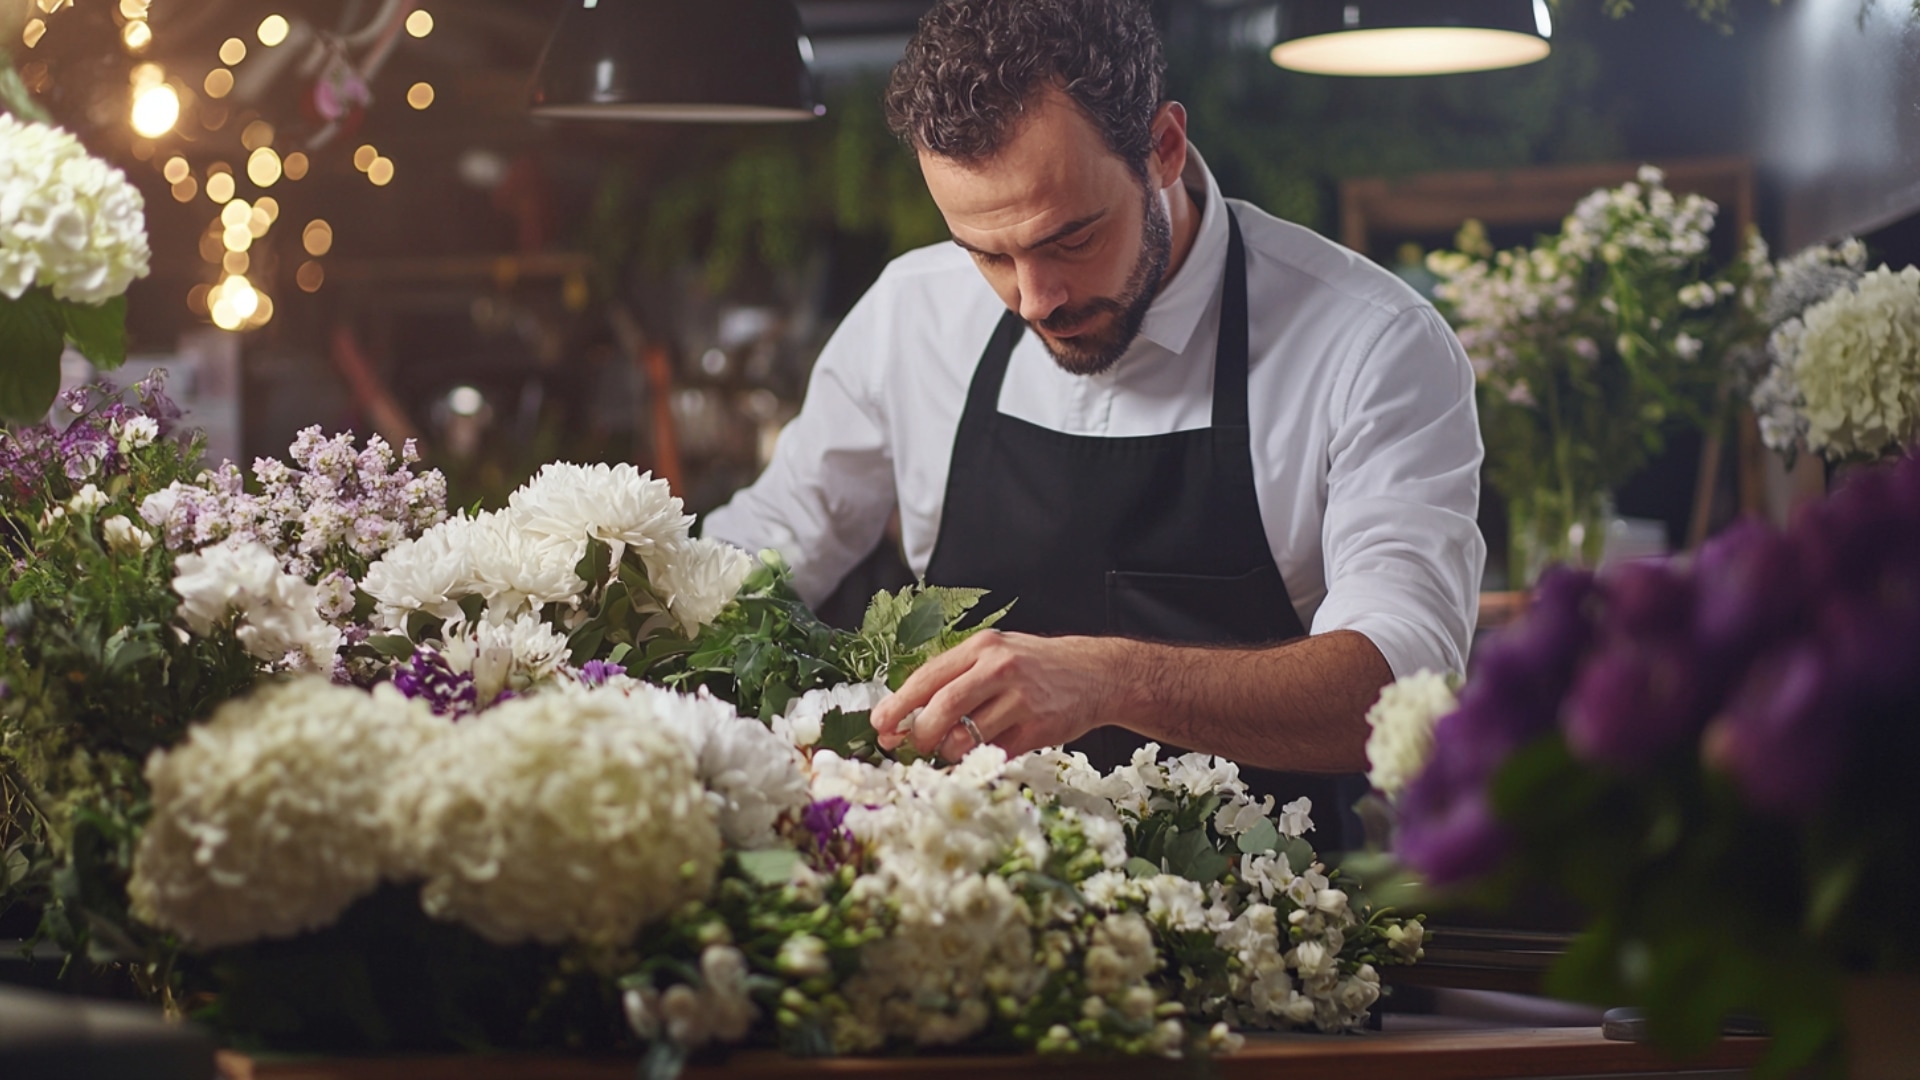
[1032,184,1173,377]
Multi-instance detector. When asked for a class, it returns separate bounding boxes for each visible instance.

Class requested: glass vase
[1509,489,1611,588]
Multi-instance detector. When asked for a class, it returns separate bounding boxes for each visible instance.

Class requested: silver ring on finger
[960,714,985,749]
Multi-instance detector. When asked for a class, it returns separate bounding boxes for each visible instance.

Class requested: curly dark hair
[883,0,1166,177]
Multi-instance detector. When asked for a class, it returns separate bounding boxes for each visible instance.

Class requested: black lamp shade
[528,0,821,122]
[1272,0,1552,76]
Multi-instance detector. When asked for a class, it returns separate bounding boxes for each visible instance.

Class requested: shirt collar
[1133,143,1229,359]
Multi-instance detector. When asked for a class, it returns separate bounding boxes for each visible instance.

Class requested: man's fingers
[870,631,1000,733]
[907,660,1008,757]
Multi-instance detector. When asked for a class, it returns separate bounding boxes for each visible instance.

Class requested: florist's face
[920,87,1175,376]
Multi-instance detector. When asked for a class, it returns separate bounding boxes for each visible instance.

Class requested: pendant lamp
[1271,0,1553,77]
[528,0,822,122]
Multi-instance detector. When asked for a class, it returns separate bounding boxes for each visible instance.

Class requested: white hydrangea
[390,686,721,947]
[1363,669,1458,799]
[1789,265,1920,460]
[0,114,151,303]
[652,536,753,635]
[508,462,693,568]
[171,538,341,671]
[128,679,444,948]
[772,679,890,749]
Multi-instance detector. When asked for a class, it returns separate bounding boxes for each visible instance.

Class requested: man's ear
[1148,101,1189,191]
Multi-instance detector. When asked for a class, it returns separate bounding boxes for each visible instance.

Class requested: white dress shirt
[705,147,1485,679]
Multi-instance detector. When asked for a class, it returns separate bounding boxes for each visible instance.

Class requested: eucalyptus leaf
[734,849,801,887]
[1167,828,1230,883]
[1277,835,1316,874]
[1124,857,1161,879]
[1236,816,1281,856]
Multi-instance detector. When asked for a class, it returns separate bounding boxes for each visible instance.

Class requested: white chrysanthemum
[618,683,810,849]
[437,613,572,705]
[391,687,720,947]
[463,509,587,618]
[651,536,752,635]
[772,679,889,749]
[0,115,151,303]
[508,462,693,567]
[171,538,340,670]
[1791,265,1920,459]
[1363,669,1458,799]
[360,514,485,629]
[128,680,444,948]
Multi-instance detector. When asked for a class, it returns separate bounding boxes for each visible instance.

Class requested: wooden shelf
[233,1028,1768,1080]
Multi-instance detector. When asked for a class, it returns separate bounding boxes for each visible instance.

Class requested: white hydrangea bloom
[1363,668,1458,799]
[509,462,693,567]
[128,680,444,947]
[0,115,151,303]
[171,538,341,671]
[390,687,720,947]
[1791,265,1920,459]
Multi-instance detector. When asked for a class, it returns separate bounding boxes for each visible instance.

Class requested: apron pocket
[1105,564,1298,645]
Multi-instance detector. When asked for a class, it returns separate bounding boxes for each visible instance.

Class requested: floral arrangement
[1427,166,1768,582]
[0,114,151,423]
[3,386,1426,1066]
[1371,452,1920,1073]
[1749,237,1920,464]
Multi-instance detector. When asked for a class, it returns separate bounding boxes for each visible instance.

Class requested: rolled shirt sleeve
[1309,305,1485,679]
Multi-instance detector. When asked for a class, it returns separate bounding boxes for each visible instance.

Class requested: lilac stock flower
[1393,747,1511,886]
[801,797,858,870]
[1705,641,1850,816]
[1564,636,1706,768]
[577,659,623,687]
[391,647,476,718]
[1691,520,1812,665]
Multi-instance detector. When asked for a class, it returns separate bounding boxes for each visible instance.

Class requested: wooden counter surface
[233,1026,1767,1080]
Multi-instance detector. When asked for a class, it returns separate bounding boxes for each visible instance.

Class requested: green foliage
[0,289,130,424]
[639,553,1005,730]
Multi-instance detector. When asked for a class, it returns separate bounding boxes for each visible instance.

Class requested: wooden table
[235,1028,1767,1080]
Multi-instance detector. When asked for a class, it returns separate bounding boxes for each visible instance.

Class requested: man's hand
[870,631,1123,760]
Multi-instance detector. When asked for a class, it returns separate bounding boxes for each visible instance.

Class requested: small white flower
[102,514,153,555]
[1276,797,1314,838]
[67,484,108,514]
[114,415,159,453]
[1364,669,1457,800]
[776,933,831,979]
[1674,332,1703,361]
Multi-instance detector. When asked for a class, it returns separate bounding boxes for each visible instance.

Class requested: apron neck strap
[968,206,1250,428]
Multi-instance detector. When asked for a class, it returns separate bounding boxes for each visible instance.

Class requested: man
[705,0,1483,842]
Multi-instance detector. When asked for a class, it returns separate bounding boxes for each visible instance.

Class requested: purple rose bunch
[139,425,448,580]
[0,373,180,501]
[1398,453,1920,885]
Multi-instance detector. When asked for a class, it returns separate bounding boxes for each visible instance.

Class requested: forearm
[1102,630,1392,774]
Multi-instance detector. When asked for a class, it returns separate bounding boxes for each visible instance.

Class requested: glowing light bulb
[131,83,180,138]
[247,147,282,187]
[257,15,290,47]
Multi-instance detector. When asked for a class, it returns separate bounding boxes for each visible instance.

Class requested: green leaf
[606,642,632,666]
[1124,857,1161,879]
[734,849,801,887]
[1806,850,1863,937]
[456,592,486,624]
[893,591,946,651]
[1166,828,1230,883]
[1277,835,1316,874]
[57,295,127,370]
[0,291,66,423]
[367,634,417,659]
[575,537,612,588]
[817,707,878,760]
[1236,816,1281,856]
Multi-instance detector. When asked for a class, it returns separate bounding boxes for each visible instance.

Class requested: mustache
[1035,296,1124,334]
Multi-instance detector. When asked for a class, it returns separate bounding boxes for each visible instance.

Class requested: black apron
[924,210,1366,850]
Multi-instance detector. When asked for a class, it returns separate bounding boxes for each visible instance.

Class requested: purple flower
[800,797,857,870]
[577,659,623,687]
[391,647,476,718]
[1563,636,1706,769]
[1705,641,1850,816]
[1394,771,1511,887]
[1691,520,1812,665]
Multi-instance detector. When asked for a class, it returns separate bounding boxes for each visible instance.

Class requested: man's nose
[1015,259,1068,325]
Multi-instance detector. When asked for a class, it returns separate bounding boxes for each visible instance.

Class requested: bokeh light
[257,15,290,47]
[353,144,378,172]
[162,156,190,184]
[206,171,236,204]
[219,37,246,65]
[283,152,309,181]
[368,157,395,186]
[130,83,179,137]
[407,82,434,110]
[406,10,434,37]
[297,261,326,293]
[303,219,333,257]
[241,120,275,150]
[247,146,282,187]
[121,20,151,51]
[204,68,234,98]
